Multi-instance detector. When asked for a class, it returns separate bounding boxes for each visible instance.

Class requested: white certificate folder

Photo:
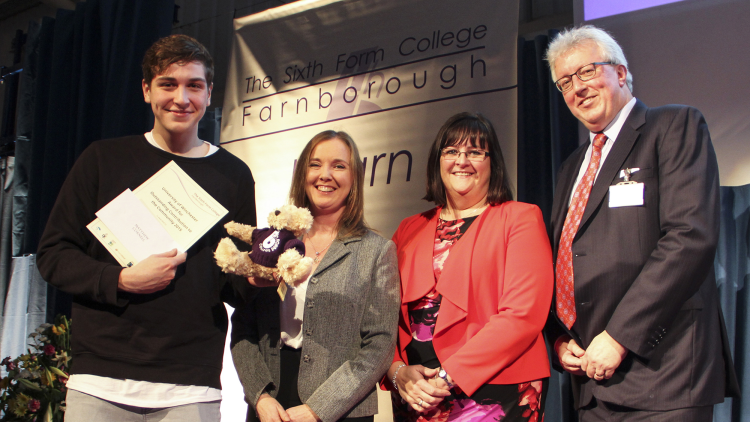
[87,161,228,267]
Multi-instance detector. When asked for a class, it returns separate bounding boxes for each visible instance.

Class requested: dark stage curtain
[517,31,579,422]
[517,32,579,223]
[714,184,750,422]
[12,0,174,319]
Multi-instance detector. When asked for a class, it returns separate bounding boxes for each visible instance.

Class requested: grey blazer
[231,229,400,422]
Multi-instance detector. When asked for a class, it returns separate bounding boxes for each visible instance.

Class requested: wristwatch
[437,368,454,389]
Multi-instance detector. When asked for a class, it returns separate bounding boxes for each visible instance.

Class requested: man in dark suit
[545,25,739,420]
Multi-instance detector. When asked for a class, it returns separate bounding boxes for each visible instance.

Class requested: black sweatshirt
[37,135,256,389]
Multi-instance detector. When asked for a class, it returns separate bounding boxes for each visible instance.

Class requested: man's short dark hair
[142,34,214,86]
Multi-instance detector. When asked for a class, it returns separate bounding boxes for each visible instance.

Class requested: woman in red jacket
[386,112,553,421]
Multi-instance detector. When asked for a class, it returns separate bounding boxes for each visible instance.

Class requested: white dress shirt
[568,97,637,205]
[280,273,312,349]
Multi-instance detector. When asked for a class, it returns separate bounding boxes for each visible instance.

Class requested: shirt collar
[590,97,637,143]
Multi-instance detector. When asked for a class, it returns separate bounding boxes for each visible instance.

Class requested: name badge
[277,282,288,301]
[609,182,644,207]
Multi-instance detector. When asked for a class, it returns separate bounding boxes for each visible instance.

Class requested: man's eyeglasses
[440,148,489,162]
[554,62,613,93]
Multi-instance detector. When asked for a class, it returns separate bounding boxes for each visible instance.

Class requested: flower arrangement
[0,315,71,422]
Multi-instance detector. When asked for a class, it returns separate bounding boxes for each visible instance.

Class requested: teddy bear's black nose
[275,210,281,215]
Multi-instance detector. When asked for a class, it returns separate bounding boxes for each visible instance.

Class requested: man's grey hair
[545,25,633,93]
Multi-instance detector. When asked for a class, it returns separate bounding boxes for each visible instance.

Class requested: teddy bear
[214,204,314,285]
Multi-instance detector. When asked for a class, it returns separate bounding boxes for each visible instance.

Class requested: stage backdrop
[220,0,519,419]
[221,0,519,238]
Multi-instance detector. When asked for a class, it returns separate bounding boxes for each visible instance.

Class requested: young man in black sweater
[37,35,256,421]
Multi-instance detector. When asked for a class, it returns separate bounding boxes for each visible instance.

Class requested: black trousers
[246,346,374,422]
[578,397,713,422]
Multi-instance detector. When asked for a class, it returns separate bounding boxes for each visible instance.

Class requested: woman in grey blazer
[231,130,400,422]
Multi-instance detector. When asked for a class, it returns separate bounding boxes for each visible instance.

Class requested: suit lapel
[578,100,648,231]
[312,238,355,276]
[401,212,440,304]
[432,207,498,337]
[435,210,488,314]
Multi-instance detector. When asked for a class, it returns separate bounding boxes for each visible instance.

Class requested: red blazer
[392,201,553,396]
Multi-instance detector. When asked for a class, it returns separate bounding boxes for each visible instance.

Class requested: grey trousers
[64,389,221,422]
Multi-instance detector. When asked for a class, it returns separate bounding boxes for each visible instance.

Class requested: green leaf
[45,368,56,385]
[48,367,68,378]
[17,378,42,392]
[44,402,54,422]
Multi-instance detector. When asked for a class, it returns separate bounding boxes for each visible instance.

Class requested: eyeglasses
[440,148,489,162]
[554,62,613,93]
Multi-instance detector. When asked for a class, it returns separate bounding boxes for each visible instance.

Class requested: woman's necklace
[306,233,335,263]
[441,202,488,220]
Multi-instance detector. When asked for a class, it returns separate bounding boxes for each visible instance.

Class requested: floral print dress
[393,216,546,422]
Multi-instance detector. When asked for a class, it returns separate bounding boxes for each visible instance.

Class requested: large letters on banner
[221,0,518,237]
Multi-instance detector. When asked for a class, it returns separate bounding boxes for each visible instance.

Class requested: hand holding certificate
[117,249,187,294]
[88,161,228,267]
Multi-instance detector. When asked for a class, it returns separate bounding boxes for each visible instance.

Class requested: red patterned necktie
[555,133,608,329]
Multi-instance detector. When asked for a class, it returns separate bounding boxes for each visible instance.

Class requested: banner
[221,0,519,236]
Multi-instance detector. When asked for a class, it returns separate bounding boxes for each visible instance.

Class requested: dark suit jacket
[547,99,740,411]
